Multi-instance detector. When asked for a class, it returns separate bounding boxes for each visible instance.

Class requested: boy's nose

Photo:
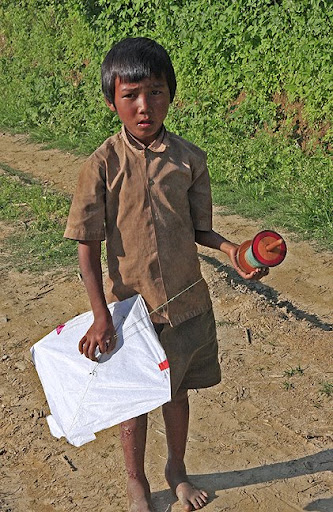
[138,95,152,113]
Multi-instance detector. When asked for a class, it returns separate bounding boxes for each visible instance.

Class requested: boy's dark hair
[101,37,177,105]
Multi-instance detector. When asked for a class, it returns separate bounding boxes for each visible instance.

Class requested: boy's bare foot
[127,475,155,512]
[165,460,208,511]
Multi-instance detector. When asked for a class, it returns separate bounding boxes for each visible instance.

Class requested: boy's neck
[124,125,165,150]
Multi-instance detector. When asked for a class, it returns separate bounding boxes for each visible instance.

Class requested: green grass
[0,0,332,252]
[206,126,333,251]
[211,181,332,251]
[319,382,333,398]
[0,163,77,271]
[283,381,294,391]
[283,365,305,378]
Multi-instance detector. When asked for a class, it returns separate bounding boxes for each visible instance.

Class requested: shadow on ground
[199,253,333,331]
[304,497,333,511]
[152,449,333,511]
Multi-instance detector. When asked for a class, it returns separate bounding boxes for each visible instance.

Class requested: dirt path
[0,132,332,512]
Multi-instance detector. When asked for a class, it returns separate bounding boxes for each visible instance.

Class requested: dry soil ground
[0,133,332,512]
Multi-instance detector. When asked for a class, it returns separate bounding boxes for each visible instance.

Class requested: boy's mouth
[138,119,153,127]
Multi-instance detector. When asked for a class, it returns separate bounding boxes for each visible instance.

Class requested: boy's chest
[106,150,193,208]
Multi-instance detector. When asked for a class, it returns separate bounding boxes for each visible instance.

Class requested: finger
[87,343,98,361]
[105,338,111,353]
[83,340,98,361]
[231,261,250,279]
[99,334,115,354]
[99,338,109,354]
[78,335,86,353]
[82,340,90,358]
[106,334,117,353]
[254,267,269,280]
[241,269,258,280]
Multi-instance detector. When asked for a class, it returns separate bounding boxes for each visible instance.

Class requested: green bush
[0,0,332,247]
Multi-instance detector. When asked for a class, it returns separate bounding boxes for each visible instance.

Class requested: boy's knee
[170,388,188,404]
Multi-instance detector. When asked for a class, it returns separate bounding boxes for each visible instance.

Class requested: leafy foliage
[0,0,332,246]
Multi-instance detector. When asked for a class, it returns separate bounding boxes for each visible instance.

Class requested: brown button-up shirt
[64,126,212,326]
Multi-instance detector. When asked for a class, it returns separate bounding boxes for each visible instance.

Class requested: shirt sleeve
[188,152,213,231]
[64,154,106,241]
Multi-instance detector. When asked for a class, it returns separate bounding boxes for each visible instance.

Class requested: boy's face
[107,74,170,146]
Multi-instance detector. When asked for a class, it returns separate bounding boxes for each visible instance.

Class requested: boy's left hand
[228,245,269,281]
[195,230,269,281]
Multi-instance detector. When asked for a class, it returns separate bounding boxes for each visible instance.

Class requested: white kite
[31,294,171,447]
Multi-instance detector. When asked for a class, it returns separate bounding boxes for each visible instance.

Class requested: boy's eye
[151,90,162,95]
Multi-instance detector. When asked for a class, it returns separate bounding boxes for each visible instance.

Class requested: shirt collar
[121,125,169,153]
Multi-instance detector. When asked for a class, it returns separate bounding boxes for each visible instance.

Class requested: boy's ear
[105,97,116,112]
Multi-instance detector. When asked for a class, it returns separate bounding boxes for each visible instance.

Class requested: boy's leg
[162,390,208,511]
[120,414,154,512]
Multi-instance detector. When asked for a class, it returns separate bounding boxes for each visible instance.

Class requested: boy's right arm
[78,240,116,361]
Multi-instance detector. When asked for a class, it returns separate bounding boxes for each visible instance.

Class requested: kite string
[108,262,226,345]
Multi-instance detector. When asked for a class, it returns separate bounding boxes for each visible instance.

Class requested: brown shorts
[155,308,221,397]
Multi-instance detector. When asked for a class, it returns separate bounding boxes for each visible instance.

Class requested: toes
[192,492,208,509]
[179,487,208,510]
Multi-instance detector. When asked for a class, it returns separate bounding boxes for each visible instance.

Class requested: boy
[64,37,266,512]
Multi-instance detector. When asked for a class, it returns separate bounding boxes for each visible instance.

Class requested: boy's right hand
[78,309,116,361]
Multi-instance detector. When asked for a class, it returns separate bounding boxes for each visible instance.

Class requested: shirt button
[148,178,155,187]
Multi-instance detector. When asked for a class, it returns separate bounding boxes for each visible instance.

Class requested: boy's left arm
[195,229,268,281]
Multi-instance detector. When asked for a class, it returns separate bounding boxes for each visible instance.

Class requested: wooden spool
[236,230,287,274]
